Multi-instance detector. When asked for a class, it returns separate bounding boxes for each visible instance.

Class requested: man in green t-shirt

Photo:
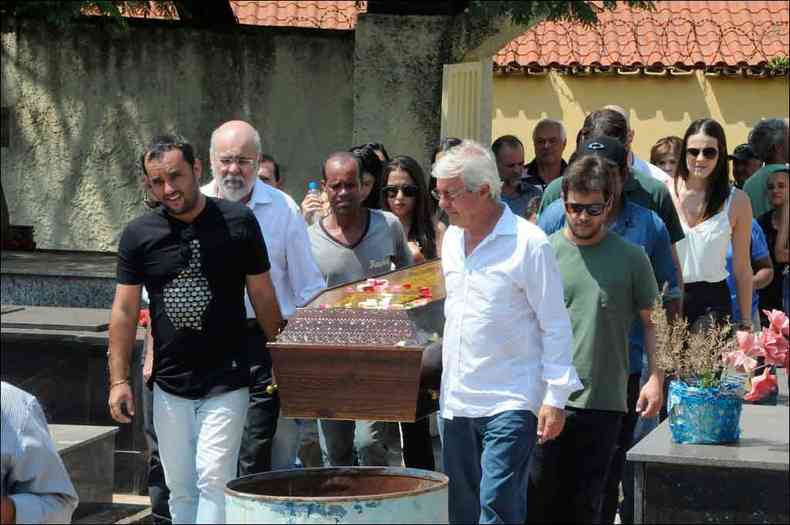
[528,147,664,524]
[743,118,789,218]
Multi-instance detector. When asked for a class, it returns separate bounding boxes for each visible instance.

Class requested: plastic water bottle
[304,181,323,225]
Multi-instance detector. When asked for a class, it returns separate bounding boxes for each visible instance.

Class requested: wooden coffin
[268,260,445,422]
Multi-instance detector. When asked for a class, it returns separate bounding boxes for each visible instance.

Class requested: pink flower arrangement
[723,310,788,401]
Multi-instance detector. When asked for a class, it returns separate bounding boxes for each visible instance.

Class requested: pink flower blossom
[759,329,789,367]
[763,309,789,338]
[743,367,778,402]
[735,330,760,357]
[722,350,757,372]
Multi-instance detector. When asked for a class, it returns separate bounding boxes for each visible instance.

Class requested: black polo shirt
[117,197,270,399]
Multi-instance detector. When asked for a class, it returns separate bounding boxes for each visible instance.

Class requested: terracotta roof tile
[495,1,789,69]
[230,1,365,30]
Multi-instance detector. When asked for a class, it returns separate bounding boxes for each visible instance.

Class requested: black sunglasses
[383,185,418,198]
[564,202,608,216]
[686,147,719,159]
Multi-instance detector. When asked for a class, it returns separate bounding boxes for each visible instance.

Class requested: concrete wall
[493,71,790,163]
[353,13,452,171]
[1,17,353,251]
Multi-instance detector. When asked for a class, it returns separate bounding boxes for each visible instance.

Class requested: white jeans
[153,384,248,524]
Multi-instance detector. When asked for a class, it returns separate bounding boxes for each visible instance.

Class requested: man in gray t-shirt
[307,151,413,467]
[309,208,412,287]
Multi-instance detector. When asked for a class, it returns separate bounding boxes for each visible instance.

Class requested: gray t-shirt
[308,209,414,287]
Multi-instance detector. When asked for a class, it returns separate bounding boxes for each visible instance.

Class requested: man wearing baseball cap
[729,143,762,189]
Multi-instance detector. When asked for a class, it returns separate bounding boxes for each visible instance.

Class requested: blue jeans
[153,385,248,524]
[271,417,303,470]
[442,410,537,524]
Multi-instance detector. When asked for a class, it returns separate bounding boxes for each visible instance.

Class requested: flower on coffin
[743,367,778,402]
[138,308,151,328]
[763,309,789,338]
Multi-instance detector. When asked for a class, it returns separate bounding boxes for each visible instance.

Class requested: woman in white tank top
[667,119,754,329]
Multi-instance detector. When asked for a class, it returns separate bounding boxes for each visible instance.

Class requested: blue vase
[668,380,743,444]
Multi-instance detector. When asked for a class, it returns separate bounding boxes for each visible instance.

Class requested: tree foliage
[467,0,655,27]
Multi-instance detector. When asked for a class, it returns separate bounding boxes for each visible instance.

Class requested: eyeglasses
[564,201,609,216]
[217,156,256,168]
[431,187,470,202]
[686,147,718,159]
[383,185,418,198]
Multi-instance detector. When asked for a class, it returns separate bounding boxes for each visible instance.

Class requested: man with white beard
[202,120,326,475]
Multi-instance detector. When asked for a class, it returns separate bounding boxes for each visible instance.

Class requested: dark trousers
[683,280,732,329]
[601,374,641,524]
[443,410,537,524]
[237,324,281,477]
[528,407,623,524]
[142,377,171,524]
[401,418,435,471]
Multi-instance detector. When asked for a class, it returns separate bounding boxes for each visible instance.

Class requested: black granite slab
[628,386,790,524]
[2,323,147,495]
[1,249,117,278]
[1,305,110,331]
[51,425,118,504]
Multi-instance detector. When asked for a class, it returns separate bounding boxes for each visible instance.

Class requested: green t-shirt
[550,230,659,412]
[743,164,789,218]
[539,167,685,244]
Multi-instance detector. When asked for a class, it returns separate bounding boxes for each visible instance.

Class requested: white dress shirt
[202,179,326,318]
[440,205,582,420]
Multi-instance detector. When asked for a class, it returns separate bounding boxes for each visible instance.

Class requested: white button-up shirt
[440,205,582,419]
[202,179,326,318]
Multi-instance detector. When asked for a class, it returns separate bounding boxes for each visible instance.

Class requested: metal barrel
[225,466,449,524]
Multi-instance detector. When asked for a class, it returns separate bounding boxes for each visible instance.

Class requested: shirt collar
[490,203,518,238]
[248,179,273,207]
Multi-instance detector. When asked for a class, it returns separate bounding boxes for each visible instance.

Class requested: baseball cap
[728,143,759,161]
[577,135,628,170]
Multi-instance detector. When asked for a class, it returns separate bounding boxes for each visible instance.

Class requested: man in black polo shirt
[107,135,283,524]
[523,118,568,194]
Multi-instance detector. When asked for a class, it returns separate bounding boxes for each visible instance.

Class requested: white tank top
[676,188,734,283]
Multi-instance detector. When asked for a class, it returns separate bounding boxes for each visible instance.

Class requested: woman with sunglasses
[668,118,754,329]
[381,156,445,263]
[756,168,789,321]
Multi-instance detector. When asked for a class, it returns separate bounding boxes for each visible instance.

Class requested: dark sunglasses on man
[564,201,609,216]
[382,184,419,198]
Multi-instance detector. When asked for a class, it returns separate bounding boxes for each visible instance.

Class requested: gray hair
[748,118,787,162]
[533,118,567,142]
[208,123,262,166]
[431,139,503,201]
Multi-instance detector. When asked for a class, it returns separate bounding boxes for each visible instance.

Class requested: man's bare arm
[107,284,141,423]
[246,272,284,340]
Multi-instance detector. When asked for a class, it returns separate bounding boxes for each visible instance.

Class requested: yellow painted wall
[493,71,790,163]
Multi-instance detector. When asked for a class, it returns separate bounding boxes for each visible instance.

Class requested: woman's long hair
[676,119,731,220]
[381,155,438,260]
[350,144,383,210]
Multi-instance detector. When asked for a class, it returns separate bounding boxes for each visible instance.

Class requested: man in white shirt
[203,120,326,475]
[603,104,671,184]
[432,140,581,524]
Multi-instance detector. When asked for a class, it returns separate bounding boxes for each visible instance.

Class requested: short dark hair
[432,137,462,164]
[322,151,362,181]
[140,134,197,176]
[561,155,616,203]
[491,135,524,157]
[259,153,280,182]
[357,142,391,162]
[579,110,629,145]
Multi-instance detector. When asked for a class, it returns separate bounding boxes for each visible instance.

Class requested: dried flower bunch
[650,299,734,388]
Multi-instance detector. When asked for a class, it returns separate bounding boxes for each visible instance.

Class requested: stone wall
[1,17,353,250]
